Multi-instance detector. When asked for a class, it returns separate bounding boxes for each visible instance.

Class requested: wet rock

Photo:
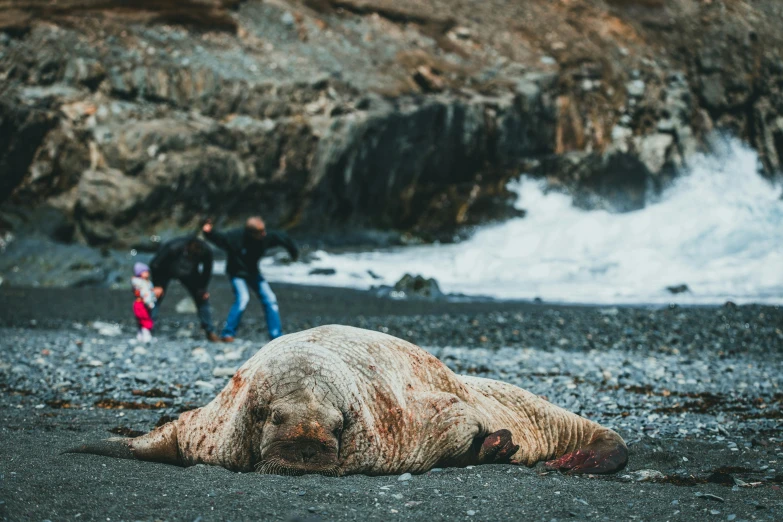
[393,274,443,300]
[667,284,690,295]
[308,268,336,276]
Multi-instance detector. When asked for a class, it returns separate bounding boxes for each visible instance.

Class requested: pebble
[1,304,781,462]
[397,473,412,482]
[629,469,664,482]
[212,367,237,378]
[92,321,122,336]
[467,510,476,516]
[695,492,725,502]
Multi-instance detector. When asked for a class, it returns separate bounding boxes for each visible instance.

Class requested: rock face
[0,0,781,252]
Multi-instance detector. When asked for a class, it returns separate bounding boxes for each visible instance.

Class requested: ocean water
[256,138,783,305]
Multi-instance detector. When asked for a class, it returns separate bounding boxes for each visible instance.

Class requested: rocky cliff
[1,0,782,252]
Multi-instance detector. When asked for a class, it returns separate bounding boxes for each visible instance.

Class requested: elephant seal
[70,325,627,476]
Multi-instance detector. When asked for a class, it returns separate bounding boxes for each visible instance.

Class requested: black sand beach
[1,283,782,521]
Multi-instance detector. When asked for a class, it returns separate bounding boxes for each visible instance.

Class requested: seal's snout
[300,442,319,462]
[257,438,341,476]
[265,438,338,465]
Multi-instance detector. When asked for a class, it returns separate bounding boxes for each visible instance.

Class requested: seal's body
[72,325,627,475]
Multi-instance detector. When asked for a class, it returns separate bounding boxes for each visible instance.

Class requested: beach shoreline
[1,283,781,521]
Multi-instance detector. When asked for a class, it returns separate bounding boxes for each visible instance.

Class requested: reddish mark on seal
[227,373,246,398]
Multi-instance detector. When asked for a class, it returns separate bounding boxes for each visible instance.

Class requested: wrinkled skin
[70,325,627,476]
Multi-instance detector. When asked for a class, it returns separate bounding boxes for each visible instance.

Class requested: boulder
[393,274,443,299]
[75,169,151,244]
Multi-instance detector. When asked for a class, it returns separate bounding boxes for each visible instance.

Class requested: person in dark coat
[149,236,219,342]
[202,217,298,342]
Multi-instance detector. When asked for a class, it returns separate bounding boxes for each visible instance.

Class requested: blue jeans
[223,275,282,339]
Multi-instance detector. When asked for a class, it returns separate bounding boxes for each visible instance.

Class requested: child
[131,262,156,343]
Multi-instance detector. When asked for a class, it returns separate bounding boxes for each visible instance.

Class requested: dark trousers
[152,279,216,334]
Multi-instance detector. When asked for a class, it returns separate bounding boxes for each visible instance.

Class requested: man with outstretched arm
[149,236,219,342]
[202,217,298,342]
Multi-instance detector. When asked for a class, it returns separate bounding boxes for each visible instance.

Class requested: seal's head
[256,388,344,476]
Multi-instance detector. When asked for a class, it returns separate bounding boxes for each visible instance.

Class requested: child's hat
[133,262,150,277]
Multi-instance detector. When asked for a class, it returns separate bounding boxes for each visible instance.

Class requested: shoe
[221,336,235,343]
[206,332,220,343]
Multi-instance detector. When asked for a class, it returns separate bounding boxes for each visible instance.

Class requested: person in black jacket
[202,217,298,342]
[149,236,219,342]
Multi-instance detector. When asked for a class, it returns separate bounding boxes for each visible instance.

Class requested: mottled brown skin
[70,325,627,476]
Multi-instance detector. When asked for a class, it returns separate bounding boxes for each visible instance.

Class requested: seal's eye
[271,410,284,425]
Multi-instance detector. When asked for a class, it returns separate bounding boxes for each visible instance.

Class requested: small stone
[397,472,412,482]
[212,367,237,378]
[281,12,296,27]
[193,380,215,390]
[631,469,664,482]
[710,510,721,515]
[392,493,403,500]
[626,79,646,98]
[134,372,153,383]
[467,511,476,516]
[454,26,472,39]
[695,492,725,502]
[727,515,736,521]
[175,298,197,314]
[92,321,122,337]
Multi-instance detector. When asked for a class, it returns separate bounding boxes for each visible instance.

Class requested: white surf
[244,137,783,305]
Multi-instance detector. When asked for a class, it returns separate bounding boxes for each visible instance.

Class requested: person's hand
[202,222,213,234]
[153,286,164,298]
[202,292,210,301]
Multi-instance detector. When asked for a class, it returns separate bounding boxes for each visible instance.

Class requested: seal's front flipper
[545,430,627,474]
[66,421,181,466]
[477,429,519,464]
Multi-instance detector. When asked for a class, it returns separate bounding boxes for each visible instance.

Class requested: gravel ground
[1,284,782,521]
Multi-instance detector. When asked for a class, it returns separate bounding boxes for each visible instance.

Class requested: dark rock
[666,284,690,295]
[1,0,783,251]
[0,95,58,203]
[536,151,650,213]
[308,268,336,276]
[393,274,443,300]
[0,237,127,287]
